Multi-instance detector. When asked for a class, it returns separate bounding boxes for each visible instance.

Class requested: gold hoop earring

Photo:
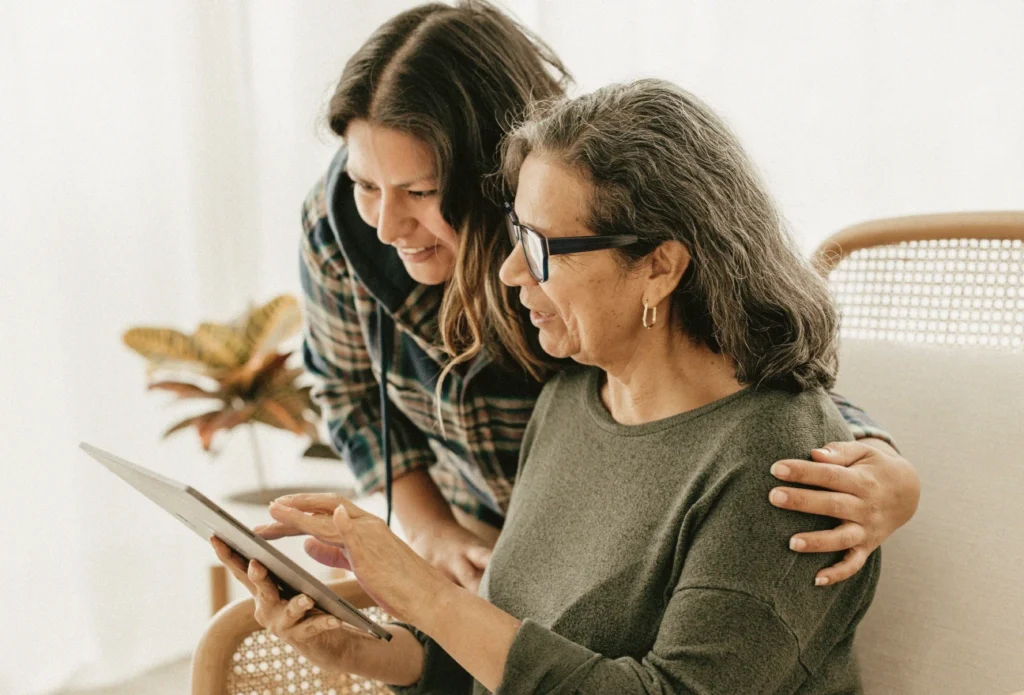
[642,299,657,329]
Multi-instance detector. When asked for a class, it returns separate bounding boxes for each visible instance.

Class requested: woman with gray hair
[213,79,879,693]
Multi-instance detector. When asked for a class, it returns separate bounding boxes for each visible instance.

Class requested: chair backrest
[817,212,1024,695]
[818,211,1024,351]
[191,578,392,695]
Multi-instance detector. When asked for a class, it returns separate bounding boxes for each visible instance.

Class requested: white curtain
[0,2,407,693]
[1,1,1022,693]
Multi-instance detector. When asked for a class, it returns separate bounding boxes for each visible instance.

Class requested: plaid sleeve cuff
[828,392,898,450]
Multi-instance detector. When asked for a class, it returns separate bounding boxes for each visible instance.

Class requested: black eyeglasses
[504,203,639,283]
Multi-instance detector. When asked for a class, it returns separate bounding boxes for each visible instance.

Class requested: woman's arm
[769,439,920,585]
[416,585,521,692]
[263,491,866,695]
[256,495,539,692]
[767,394,921,585]
[392,469,494,591]
[299,186,494,590]
[412,442,880,694]
[299,184,436,496]
[419,583,808,694]
[259,495,495,691]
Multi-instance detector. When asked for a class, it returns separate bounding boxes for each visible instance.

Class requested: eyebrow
[345,167,437,189]
[517,217,549,235]
[517,212,586,239]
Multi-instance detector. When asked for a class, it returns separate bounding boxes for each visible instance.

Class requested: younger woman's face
[344,120,459,285]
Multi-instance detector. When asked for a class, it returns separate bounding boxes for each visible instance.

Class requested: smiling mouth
[529,309,555,326]
[395,244,440,261]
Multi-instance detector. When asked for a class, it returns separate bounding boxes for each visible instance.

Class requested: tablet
[80,442,391,641]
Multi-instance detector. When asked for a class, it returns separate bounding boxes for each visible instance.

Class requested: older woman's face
[498,154,647,366]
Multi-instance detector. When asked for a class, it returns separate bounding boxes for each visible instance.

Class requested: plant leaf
[267,366,306,390]
[197,405,257,450]
[249,352,293,393]
[252,399,306,436]
[220,351,291,396]
[254,351,292,380]
[192,322,249,368]
[123,327,205,363]
[148,381,222,400]
[244,295,302,360]
[162,410,222,439]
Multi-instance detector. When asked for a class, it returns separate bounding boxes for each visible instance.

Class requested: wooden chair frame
[191,578,376,695]
[814,211,1024,274]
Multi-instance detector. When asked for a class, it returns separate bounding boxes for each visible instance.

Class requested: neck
[599,323,744,426]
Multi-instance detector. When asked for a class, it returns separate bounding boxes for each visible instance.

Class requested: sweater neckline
[583,368,753,436]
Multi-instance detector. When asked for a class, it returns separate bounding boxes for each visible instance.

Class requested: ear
[645,241,691,305]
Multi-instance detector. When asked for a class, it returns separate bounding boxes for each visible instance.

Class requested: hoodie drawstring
[377,304,394,527]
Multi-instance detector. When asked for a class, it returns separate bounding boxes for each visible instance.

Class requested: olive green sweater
[395,367,880,694]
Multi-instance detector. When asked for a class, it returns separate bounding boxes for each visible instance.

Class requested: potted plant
[123,294,342,505]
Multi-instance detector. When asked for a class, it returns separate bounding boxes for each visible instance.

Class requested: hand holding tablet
[79,442,391,641]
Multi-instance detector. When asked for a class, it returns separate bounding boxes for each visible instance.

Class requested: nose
[498,241,537,288]
[375,192,411,246]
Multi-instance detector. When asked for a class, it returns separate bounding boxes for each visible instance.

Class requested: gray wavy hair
[500,78,838,391]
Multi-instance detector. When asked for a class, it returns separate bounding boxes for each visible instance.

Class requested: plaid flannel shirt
[300,149,895,522]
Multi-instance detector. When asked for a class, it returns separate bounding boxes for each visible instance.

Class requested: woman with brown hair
[271,0,916,592]
[216,78,886,692]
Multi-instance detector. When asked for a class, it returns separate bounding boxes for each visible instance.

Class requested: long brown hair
[328,1,570,384]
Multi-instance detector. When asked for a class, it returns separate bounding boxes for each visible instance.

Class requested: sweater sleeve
[495,589,806,695]
[387,624,473,695]
[300,178,436,495]
[493,510,873,694]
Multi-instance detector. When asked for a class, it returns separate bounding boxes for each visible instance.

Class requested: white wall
[529,0,1024,250]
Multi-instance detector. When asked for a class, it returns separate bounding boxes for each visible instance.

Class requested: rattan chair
[191,578,391,695]
[816,211,1024,695]
[816,211,1024,350]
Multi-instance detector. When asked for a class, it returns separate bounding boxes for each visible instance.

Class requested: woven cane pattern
[224,607,392,695]
[829,238,1024,350]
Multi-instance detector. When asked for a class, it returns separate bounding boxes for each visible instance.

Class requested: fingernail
[327,617,341,628]
[814,447,832,457]
[770,489,788,505]
[300,596,312,608]
[771,463,791,479]
[815,576,830,587]
[790,537,806,551]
